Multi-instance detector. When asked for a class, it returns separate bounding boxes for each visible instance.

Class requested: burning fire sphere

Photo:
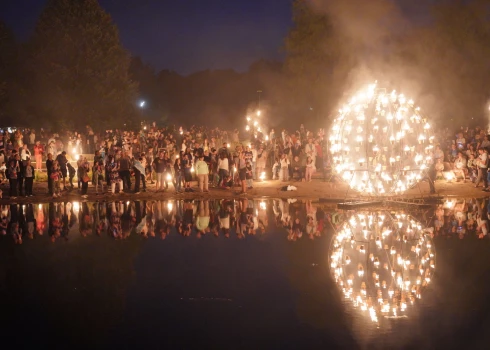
[329,211,435,324]
[328,83,435,195]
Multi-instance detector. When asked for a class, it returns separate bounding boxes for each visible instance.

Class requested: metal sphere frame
[328,83,435,196]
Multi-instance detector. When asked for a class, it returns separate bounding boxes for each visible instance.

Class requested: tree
[283,0,357,126]
[27,0,139,130]
[0,21,19,122]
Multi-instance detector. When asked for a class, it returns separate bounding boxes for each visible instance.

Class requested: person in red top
[33,141,44,171]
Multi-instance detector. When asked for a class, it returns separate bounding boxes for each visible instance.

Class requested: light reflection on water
[1,197,490,348]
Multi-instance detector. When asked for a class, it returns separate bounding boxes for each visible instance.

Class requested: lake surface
[1,198,490,349]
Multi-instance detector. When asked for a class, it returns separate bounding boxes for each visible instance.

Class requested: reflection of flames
[329,211,435,324]
[328,82,435,195]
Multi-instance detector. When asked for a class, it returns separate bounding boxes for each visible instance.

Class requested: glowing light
[139,100,146,108]
[259,171,266,180]
[257,110,261,116]
[329,210,435,324]
[73,202,80,212]
[167,201,173,212]
[166,173,172,182]
[328,82,435,195]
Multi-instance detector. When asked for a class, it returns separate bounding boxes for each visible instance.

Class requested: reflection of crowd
[0,199,332,244]
[2,198,488,245]
[432,198,490,239]
[0,199,293,244]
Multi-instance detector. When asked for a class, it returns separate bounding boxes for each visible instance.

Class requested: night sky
[0,0,434,75]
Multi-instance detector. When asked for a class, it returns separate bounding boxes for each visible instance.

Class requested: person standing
[46,153,54,195]
[23,159,35,197]
[173,156,184,193]
[7,159,19,199]
[79,161,89,198]
[33,141,43,171]
[237,151,247,194]
[133,156,146,194]
[117,152,131,192]
[476,148,488,189]
[55,151,68,191]
[195,155,209,192]
[152,151,167,192]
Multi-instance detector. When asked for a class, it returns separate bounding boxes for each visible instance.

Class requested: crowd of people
[0,199,327,244]
[0,123,327,199]
[433,126,490,191]
[2,122,490,200]
[1,197,488,245]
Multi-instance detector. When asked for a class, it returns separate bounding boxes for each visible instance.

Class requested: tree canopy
[26,0,139,130]
[0,20,18,122]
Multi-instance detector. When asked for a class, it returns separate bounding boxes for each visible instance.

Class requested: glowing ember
[328,82,435,195]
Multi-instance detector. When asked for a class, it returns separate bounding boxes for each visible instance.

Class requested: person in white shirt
[452,152,467,182]
[280,153,290,181]
[217,154,229,187]
[475,148,488,189]
[21,144,31,163]
[304,138,316,163]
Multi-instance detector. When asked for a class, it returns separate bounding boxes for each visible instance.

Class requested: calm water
[1,198,490,349]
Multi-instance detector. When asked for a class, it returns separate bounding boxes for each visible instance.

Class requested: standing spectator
[182,152,193,192]
[67,162,76,190]
[56,151,68,190]
[305,156,315,182]
[133,156,146,194]
[237,151,247,194]
[173,156,184,193]
[476,148,488,189]
[79,161,90,198]
[46,153,54,195]
[7,159,19,199]
[195,155,209,193]
[23,159,35,197]
[33,141,43,171]
[29,129,36,146]
[280,153,290,181]
[217,153,229,187]
[153,150,167,192]
[117,152,131,192]
[93,160,105,195]
[50,160,62,198]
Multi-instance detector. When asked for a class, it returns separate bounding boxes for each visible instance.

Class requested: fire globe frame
[329,210,435,324]
[328,83,435,196]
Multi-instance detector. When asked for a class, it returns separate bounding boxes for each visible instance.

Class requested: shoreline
[0,178,485,203]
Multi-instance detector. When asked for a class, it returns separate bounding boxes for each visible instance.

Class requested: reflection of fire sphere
[329,211,435,324]
[328,83,435,195]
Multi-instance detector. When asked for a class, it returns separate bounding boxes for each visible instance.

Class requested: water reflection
[1,197,490,347]
[329,211,435,325]
[1,199,329,243]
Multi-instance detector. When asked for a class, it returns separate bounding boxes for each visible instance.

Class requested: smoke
[307,0,408,50]
[305,0,442,119]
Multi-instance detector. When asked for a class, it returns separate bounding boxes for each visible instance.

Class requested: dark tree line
[0,0,138,131]
[1,0,490,131]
